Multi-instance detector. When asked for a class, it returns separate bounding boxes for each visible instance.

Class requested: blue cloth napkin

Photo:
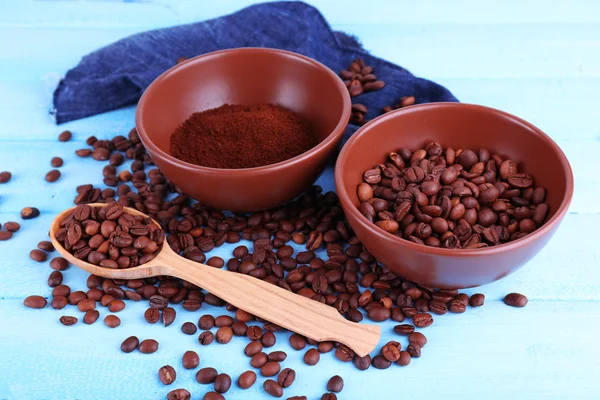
[52,0,458,140]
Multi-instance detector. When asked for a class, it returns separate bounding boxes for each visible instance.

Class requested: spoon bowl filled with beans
[335,102,574,288]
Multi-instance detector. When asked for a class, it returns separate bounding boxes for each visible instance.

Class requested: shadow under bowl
[335,103,574,288]
[136,48,350,212]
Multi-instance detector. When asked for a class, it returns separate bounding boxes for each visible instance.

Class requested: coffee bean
[59,316,77,326]
[214,373,231,393]
[216,326,233,344]
[397,351,411,366]
[138,339,158,354]
[50,257,68,270]
[250,352,268,368]
[30,249,47,262]
[45,169,61,182]
[263,380,283,398]
[108,299,125,312]
[21,207,40,219]
[277,368,296,388]
[381,341,401,362]
[405,333,426,349]
[372,355,392,369]
[182,350,199,369]
[327,376,343,393]
[303,348,320,366]
[203,392,224,400]
[412,313,433,328]
[51,157,64,167]
[407,343,422,358]
[83,310,100,325]
[167,389,190,400]
[51,296,67,310]
[394,324,415,335]
[121,336,139,353]
[238,370,257,389]
[367,306,390,322]
[289,333,306,350]
[144,308,160,324]
[159,365,177,385]
[163,307,176,327]
[215,315,234,327]
[58,130,72,142]
[104,314,121,328]
[24,295,47,309]
[469,293,485,307]
[504,293,528,307]
[449,299,466,313]
[37,241,54,252]
[181,322,197,335]
[268,351,287,362]
[335,345,354,362]
[260,361,281,377]
[199,314,215,330]
[245,341,263,357]
[198,331,214,345]
[318,342,334,353]
[48,271,63,287]
[257,330,275,347]
[197,367,218,384]
[4,221,20,232]
[0,171,11,183]
[321,394,337,400]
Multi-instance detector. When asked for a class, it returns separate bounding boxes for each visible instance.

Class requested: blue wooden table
[1,1,599,399]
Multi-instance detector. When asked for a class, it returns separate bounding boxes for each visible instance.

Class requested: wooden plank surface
[1,1,599,399]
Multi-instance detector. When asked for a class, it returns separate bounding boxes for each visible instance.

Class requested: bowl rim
[334,102,575,257]
[135,47,351,174]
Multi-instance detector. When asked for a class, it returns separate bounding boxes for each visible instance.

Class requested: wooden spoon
[49,204,380,357]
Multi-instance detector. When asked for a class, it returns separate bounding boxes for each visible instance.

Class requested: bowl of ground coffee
[335,103,573,288]
[136,48,350,212]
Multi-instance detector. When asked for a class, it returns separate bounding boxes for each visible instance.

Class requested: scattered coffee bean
[470,293,485,307]
[303,348,320,366]
[58,130,72,142]
[203,392,224,400]
[182,350,199,369]
[412,313,433,328]
[199,314,215,330]
[381,341,401,362]
[261,331,276,347]
[334,345,354,362]
[37,241,54,252]
[326,376,344,393]
[288,397,307,400]
[0,231,12,241]
[59,316,78,326]
[263,379,283,398]
[144,308,160,324]
[197,367,219,384]
[260,361,281,377]
[29,249,47,262]
[139,339,159,354]
[104,314,120,328]
[383,96,416,113]
[49,257,68,270]
[21,207,40,219]
[159,365,177,385]
[4,221,20,232]
[83,310,100,325]
[24,295,47,309]
[353,354,371,371]
[321,394,337,400]
[181,322,197,335]
[51,157,64,167]
[394,324,415,335]
[214,373,231,393]
[0,171,11,183]
[268,351,287,362]
[216,326,233,344]
[372,354,392,369]
[238,370,257,389]
[407,343,422,358]
[289,333,306,350]
[277,368,296,388]
[245,341,263,357]
[504,293,528,307]
[397,351,411,366]
[108,299,125,312]
[121,336,139,353]
[167,388,190,400]
[408,332,427,347]
[198,331,215,346]
[163,307,176,327]
[48,271,63,287]
[45,169,61,183]
[250,352,268,368]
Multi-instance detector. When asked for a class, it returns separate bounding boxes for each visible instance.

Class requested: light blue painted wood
[1,1,599,399]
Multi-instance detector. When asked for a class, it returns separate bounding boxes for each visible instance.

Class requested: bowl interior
[138,48,347,161]
[338,103,570,227]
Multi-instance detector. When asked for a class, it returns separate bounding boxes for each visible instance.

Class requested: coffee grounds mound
[170,103,317,169]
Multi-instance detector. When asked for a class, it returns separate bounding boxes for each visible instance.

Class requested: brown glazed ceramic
[136,48,350,212]
[335,103,574,288]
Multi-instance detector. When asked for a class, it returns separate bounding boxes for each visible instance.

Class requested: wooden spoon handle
[162,256,380,357]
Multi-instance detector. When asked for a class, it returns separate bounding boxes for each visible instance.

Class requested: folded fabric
[52,0,458,142]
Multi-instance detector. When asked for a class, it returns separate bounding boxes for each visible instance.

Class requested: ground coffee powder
[170,104,317,169]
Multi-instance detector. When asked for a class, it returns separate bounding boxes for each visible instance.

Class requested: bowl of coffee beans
[335,103,573,288]
[136,48,351,212]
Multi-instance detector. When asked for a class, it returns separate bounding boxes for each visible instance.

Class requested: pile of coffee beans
[55,203,163,268]
[340,58,385,98]
[18,123,529,399]
[357,141,550,248]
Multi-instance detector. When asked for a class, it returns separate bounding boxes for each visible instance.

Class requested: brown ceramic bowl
[136,48,350,212]
[335,103,574,288]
